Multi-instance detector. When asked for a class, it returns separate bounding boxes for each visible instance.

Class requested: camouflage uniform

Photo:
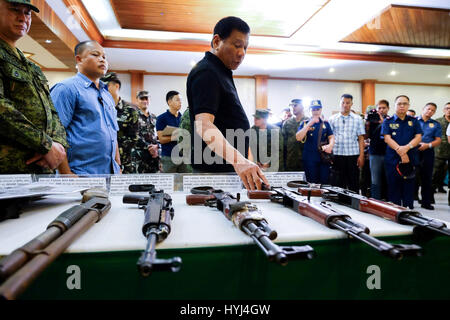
[281,116,309,172]
[135,109,160,173]
[249,124,283,172]
[432,116,450,189]
[116,98,140,173]
[0,39,67,174]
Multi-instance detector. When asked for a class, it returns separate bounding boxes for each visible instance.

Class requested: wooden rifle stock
[297,186,408,222]
[185,194,216,205]
[247,190,273,200]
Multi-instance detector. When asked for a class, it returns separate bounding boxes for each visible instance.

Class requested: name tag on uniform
[390,123,399,129]
[429,123,434,128]
[408,121,413,126]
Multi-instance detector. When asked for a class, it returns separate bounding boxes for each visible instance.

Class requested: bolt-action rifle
[123,184,182,276]
[186,186,315,266]
[287,180,450,239]
[248,187,422,260]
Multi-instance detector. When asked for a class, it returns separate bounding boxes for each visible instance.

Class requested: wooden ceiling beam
[62,0,105,44]
[29,0,79,71]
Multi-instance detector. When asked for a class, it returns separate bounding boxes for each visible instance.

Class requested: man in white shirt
[328,94,365,193]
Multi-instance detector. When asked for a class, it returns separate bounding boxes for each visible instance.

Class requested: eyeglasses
[139,97,149,101]
[396,102,410,106]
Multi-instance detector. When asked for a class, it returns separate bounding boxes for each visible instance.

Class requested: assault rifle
[123,184,182,276]
[0,188,111,300]
[186,187,315,265]
[248,187,422,260]
[287,181,450,239]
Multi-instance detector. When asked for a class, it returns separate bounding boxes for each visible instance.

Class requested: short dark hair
[211,16,250,48]
[395,95,410,102]
[166,90,179,103]
[341,94,353,101]
[407,109,416,114]
[377,99,389,107]
[425,102,437,109]
[74,40,96,56]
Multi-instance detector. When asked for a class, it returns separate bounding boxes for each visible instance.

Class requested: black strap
[317,120,324,151]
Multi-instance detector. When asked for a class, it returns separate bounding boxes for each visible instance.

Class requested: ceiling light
[329,67,335,73]
[45,40,52,44]
[190,60,196,67]
[406,48,450,57]
[291,0,391,45]
[447,74,450,78]
[81,0,116,23]
[390,70,397,76]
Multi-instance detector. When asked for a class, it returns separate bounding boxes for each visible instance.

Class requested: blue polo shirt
[418,116,442,143]
[381,114,423,165]
[156,110,181,157]
[51,73,120,175]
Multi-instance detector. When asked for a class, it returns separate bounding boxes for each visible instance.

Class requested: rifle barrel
[329,218,422,259]
[400,215,450,237]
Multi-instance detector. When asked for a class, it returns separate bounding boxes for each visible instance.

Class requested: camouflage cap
[100,72,119,83]
[6,0,39,12]
[136,90,149,99]
[253,109,271,119]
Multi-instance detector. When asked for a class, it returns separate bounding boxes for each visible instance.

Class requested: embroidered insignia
[429,123,434,128]
[390,123,399,129]
[408,121,413,126]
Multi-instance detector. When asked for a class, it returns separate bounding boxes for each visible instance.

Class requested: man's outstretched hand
[233,158,270,191]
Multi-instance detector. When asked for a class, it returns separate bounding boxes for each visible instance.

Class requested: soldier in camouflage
[432,103,450,194]
[0,0,67,174]
[281,99,309,172]
[177,107,193,172]
[249,109,283,172]
[135,90,160,173]
[101,72,140,173]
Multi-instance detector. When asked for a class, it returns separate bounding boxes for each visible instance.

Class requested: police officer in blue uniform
[381,95,423,209]
[296,100,335,184]
[417,103,442,210]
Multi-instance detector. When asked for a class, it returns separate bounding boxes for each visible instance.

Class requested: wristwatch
[408,143,414,149]
[428,143,433,149]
